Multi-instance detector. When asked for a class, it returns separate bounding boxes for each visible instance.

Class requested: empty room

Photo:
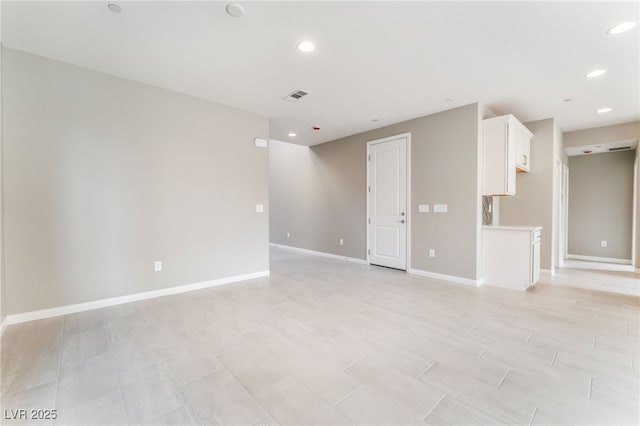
[0,1,639,425]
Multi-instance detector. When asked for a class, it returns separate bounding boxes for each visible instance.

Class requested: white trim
[635,268,639,275]
[270,243,367,264]
[366,132,412,270]
[540,269,555,276]
[1,318,7,336]
[408,267,483,287]
[566,254,632,265]
[4,270,270,326]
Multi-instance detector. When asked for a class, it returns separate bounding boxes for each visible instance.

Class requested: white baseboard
[408,268,482,287]
[4,270,270,326]
[566,254,632,265]
[270,243,367,265]
[541,269,555,276]
[1,318,7,336]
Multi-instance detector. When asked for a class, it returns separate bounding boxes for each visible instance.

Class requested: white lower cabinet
[483,226,542,291]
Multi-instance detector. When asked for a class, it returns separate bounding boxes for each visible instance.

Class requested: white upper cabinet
[483,114,533,196]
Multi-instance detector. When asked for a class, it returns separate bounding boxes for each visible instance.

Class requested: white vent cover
[283,89,309,102]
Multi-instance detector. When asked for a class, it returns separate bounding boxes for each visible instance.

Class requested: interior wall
[564,121,640,149]
[499,119,559,270]
[636,147,640,270]
[567,151,635,261]
[3,48,270,315]
[270,103,482,281]
[564,121,640,270]
[0,40,5,325]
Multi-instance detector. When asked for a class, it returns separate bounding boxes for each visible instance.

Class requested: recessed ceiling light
[607,22,637,35]
[107,3,122,13]
[297,41,315,53]
[225,3,245,18]
[585,69,607,78]
[288,132,296,137]
[597,107,612,114]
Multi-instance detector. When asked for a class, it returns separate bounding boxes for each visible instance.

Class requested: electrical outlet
[339,238,344,246]
[600,240,607,247]
[429,249,435,258]
[154,261,162,272]
[287,232,290,238]
[255,204,264,213]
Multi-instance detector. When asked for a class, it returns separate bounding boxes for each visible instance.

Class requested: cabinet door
[515,126,530,172]
[506,123,517,194]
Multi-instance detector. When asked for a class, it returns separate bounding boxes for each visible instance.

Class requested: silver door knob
[401,212,405,216]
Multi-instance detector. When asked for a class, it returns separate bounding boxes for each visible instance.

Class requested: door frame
[366,132,411,270]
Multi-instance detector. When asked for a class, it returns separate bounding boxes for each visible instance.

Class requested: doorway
[366,133,410,270]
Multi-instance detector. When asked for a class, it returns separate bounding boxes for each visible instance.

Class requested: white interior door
[368,136,407,270]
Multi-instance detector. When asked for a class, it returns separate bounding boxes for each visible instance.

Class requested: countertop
[483,225,542,232]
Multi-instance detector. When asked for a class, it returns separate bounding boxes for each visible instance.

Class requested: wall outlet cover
[154,261,162,272]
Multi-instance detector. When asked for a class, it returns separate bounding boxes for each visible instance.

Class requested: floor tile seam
[527,405,538,426]
[421,393,446,421]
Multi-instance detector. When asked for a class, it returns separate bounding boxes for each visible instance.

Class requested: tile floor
[1,247,639,425]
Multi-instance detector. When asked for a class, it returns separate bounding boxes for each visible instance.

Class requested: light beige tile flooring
[550,259,640,297]
[1,247,639,425]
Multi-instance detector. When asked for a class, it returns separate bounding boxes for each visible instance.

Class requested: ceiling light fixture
[288,132,297,137]
[607,22,637,35]
[107,3,122,13]
[225,3,245,18]
[585,69,606,78]
[297,41,315,53]
[597,107,612,114]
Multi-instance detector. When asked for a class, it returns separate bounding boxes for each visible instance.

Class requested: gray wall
[270,103,483,281]
[564,122,640,149]
[3,48,269,315]
[637,147,639,269]
[499,119,560,270]
[564,121,640,268]
[567,150,635,260]
[0,41,4,325]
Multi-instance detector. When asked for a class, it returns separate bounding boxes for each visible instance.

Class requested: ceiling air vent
[609,146,631,152]
[283,89,309,102]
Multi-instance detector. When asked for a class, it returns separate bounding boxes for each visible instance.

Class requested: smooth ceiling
[2,1,638,146]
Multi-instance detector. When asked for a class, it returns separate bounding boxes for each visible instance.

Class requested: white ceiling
[2,1,639,146]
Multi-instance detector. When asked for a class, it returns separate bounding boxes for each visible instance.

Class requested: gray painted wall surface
[564,122,640,149]
[499,119,558,270]
[565,121,640,269]
[568,150,635,260]
[3,49,269,315]
[0,43,4,324]
[637,148,639,269]
[270,103,482,280]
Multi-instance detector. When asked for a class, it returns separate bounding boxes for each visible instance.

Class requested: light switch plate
[433,204,448,213]
[254,138,268,148]
[256,204,264,213]
[418,204,430,213]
